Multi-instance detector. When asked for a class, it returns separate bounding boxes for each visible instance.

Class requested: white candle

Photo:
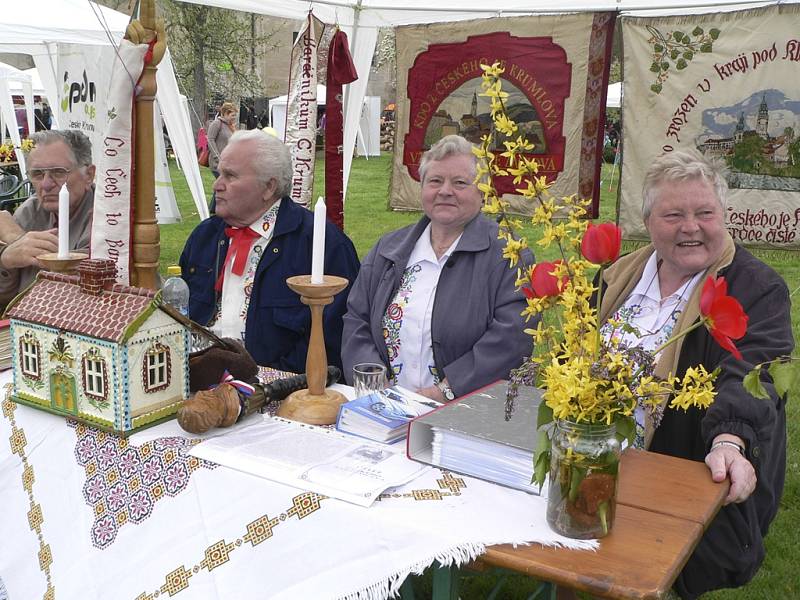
[58,184,70,259]
[311,196,326,284]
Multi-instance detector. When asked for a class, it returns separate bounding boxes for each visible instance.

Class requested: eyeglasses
[28,167,73,183]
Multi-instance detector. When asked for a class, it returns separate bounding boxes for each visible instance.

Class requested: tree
[160,0,282,132]
[728,134,766,174]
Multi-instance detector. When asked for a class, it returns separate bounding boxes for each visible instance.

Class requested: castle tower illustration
[756,94,769,138]
[734,112,746,143]
[471,91,478,117]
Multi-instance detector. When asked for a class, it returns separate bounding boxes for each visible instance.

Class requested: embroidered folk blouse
[382,223,461,391]
[600,252,703,446]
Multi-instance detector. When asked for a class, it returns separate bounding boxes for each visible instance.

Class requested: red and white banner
[285,13,324,209]
[392,13,615,217]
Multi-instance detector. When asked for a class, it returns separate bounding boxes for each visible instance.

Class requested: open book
[190,416,428,507]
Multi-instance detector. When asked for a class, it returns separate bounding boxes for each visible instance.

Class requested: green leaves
[615,415,636,446]
[533,432,551,488]
[538,399,554,426]
[744,358,800,401]
[646,22,721,94]
[743,365,769,399]
[770,360,800,400]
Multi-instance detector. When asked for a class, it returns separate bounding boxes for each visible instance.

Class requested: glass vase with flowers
[473,62,752,538]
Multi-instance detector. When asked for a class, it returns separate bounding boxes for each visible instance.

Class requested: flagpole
[130,0,165,290]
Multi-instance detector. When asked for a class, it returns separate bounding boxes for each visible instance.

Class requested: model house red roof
[7,269,159,342]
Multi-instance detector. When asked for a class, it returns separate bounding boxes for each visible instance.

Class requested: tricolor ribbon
[218,370,255,396]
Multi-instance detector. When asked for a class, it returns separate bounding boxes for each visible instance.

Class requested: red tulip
[581,223,622,265]
[523,260,567,299]
[699,276,748,360]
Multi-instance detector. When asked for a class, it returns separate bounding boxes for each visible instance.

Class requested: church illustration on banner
[424,84,549,154]
[696,89,800,190]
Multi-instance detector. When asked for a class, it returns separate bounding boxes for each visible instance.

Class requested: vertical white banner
[284,14,324,209]
[57,44,110,154]
[59,41,146,284]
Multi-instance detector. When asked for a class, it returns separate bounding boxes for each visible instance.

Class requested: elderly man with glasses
[0,129,95,307]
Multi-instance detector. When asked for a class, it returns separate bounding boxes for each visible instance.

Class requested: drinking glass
[352,362,388,397]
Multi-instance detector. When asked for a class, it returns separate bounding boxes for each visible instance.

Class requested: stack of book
[336,386,442,444]
[407,381,543,494]
[0,320,10,370]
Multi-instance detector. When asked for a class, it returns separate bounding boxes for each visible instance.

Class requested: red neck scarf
[215,226,261,291]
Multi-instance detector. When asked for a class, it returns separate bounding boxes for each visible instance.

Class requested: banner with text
[620,4,800,249]
[285,13,324,209]
[58,41,147,283]
[391,13,615,216]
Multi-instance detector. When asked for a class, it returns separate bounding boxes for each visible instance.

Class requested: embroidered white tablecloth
[0,372,596,600]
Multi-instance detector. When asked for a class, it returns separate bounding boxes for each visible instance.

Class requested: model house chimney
[78,259,118,295]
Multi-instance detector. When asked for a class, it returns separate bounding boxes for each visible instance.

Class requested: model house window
[143,343,171,393]
[20,335,40,379]
[82,349,107,401]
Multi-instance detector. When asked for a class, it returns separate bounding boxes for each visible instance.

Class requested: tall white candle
[57,184,70,259]
[311,196,326,284]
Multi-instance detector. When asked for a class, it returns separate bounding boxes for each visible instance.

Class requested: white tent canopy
[0,62,34,174]
[6,67,46,96]
[179,0,787,198]
[0,0,208,221]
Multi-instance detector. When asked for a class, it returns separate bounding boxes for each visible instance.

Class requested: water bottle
[162,265,190,317]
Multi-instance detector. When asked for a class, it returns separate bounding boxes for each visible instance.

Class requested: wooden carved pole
[127,0,166,289]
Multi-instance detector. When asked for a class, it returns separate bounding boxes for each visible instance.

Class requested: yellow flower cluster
[474,62,717,434]
[0,138,34,162]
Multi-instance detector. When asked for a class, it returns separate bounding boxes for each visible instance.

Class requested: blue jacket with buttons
[179,197,360,374]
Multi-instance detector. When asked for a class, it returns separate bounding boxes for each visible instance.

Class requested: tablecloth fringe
[335,542,487,600]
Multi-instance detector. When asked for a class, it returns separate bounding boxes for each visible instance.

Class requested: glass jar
[546,419,621,539]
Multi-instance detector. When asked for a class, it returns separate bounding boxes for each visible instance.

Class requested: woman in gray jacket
[342,135,532,402]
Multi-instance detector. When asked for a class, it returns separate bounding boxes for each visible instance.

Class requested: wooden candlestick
[276,274,349,425]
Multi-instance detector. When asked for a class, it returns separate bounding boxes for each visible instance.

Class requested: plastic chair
[0,178,32,213]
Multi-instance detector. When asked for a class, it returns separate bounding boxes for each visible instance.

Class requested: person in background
[341,134,531,402]
[597,150,792,598]
[180,130,360,373]
[207,101,237,212]
[0,129,95,309]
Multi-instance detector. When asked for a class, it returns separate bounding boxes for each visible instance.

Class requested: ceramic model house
[6,259,189,435]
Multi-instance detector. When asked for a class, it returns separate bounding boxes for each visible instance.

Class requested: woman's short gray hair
[26,129,93,167]
[419,135,478,182]
[228,129,292,198]
[642,149,728,220]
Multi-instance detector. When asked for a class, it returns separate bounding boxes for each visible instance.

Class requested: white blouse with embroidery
[382,224,461,391]
[600,252,703,446]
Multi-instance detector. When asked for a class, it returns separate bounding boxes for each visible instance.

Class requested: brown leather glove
[177,383,242,434]
[188,338,258,392]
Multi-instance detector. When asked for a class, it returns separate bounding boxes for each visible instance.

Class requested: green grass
[161,155,798,599]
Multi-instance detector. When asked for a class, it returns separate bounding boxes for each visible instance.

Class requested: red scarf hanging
[325,29,358,230]
[215,227,261,291]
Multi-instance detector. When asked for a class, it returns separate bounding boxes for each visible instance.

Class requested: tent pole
[131,0,163,290]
